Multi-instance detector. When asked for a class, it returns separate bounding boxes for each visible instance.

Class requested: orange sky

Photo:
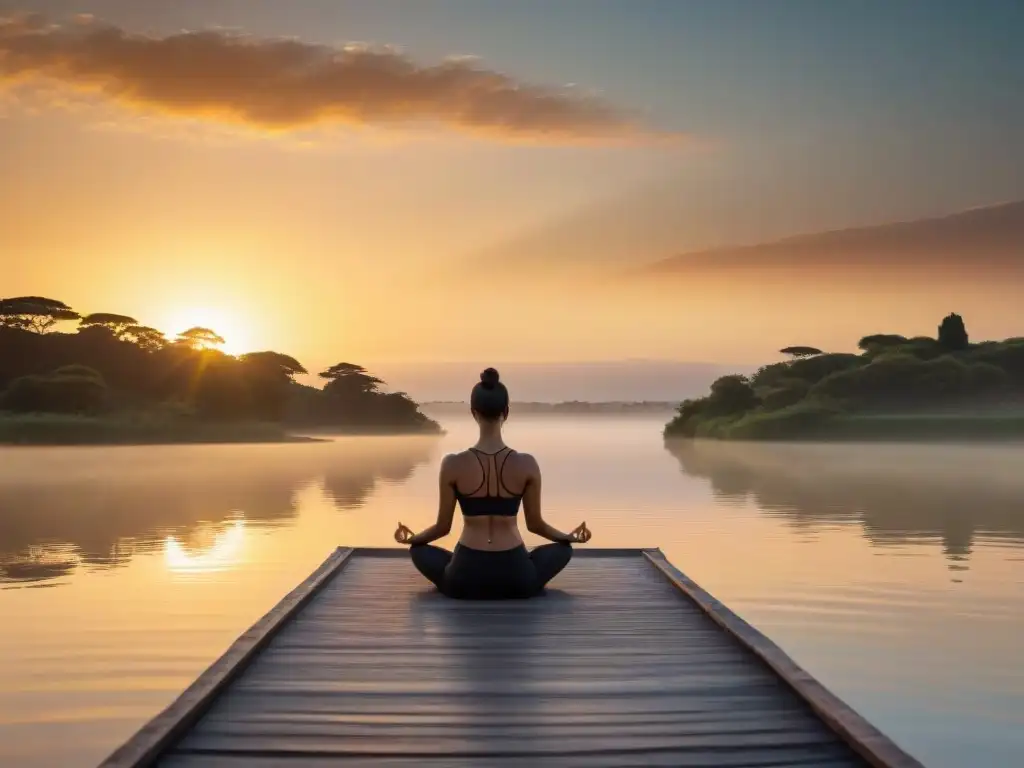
[3,4,1023,381]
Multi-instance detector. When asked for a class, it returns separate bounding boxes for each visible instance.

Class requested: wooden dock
[100,548,923,767]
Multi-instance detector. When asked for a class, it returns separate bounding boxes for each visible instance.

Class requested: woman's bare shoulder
[510,450,540,471]
[439,449,482,469]
[438,452,465,473]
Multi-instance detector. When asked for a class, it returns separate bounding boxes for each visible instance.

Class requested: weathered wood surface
[114,547,925,767]
[98,548,354,768]
[645,551,924,768]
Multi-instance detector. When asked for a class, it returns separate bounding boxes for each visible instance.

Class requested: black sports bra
[455,447,523,517]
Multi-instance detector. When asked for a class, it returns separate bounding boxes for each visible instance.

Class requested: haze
[4,0,1024,397]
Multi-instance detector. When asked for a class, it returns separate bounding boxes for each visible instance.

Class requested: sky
[3,0,1024,396]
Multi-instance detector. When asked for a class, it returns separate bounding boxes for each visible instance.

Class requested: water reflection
[0,437,437,586]
[164,519,247,574]
[666,439,1024,569]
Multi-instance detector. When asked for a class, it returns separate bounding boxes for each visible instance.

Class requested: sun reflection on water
[164,520,246,574]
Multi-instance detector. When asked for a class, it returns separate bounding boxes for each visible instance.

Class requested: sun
[163,306,252,356]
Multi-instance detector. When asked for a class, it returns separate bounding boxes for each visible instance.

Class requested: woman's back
[449,446,533,551]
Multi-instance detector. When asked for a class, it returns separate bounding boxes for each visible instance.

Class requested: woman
[395,367,591,599]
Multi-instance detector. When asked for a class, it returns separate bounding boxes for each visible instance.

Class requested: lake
[1,414,1022,767]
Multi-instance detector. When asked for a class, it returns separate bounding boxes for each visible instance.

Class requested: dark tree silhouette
[0,297,439,436]
[282,362,439,432]
[707,375,760,414]
[0,297,80,333]
[938,313,969,351]
[241,351,308,378]
[124,325,166,351]
[779,346,823,358]
[857,334,909,351]
[80,313,139,339]
[237,352,310,421]
[2,366,108,414]
[176,326,225,349]
[319,362,385,394]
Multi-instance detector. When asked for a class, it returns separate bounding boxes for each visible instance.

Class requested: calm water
[1,415,1023,767]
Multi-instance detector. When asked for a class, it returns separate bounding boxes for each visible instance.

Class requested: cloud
[0,13,679,145]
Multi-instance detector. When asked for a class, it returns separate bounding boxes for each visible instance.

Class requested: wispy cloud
[0,13,681,145]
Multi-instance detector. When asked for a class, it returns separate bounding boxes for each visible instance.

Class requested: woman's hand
[567,521,592,544]
[394,522,415,545]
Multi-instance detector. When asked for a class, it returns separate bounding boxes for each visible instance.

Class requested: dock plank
[160,552,870,766]
[159,749,862,768]
[99,548,922,767]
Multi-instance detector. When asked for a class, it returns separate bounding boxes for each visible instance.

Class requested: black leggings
[410,542,572,599]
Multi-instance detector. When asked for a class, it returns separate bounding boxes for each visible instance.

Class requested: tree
[0,296,79,333]
[125,325,166,351]
[857,334,909,352]
[663,397,709,438]
[707,375,759,415]
[779,346,823,359]
[176,326,225,349]
[235,352,309,421]
[937,313,969,351]
[240,351,307,378]
[319,362,384,394]
[80,313,139,339]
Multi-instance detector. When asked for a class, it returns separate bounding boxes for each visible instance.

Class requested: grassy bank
[678,405,1024,442]
[0,412,312,446]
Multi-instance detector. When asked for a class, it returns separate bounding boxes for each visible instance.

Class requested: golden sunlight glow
[164,520,247,574]
[162,306,252,356]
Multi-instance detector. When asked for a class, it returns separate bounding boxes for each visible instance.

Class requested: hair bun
[479,367,500,389]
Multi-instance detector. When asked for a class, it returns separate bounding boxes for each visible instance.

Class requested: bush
[810,353,1006,408]
[749,361,792,389]
[663,397,709,437]
[750,354,861,390]
[707,375,759,415]
[724,401,843,440]
[51,364,104,381]
[691,414,744,439]
[965,362,1009,392]
[896,338,946,361]
[2,370,108,414]
[760,378,810,411]
[969,342,1024,386]
[858,334,909,352]
[663,381,759,437]
[785,353,862,383]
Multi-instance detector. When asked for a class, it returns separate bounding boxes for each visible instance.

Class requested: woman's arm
[521,455,573,543]
[408,454,458,546]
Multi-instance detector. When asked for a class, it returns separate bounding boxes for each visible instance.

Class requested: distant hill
[641,200,1024,277]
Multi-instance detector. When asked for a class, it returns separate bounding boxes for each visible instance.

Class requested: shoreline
[0,415,444,447]
[664,411,1024,443]
[0,434,329,447]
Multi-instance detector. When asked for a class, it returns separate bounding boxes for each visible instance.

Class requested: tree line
[665,313,1024,440]
[0,296,439,433]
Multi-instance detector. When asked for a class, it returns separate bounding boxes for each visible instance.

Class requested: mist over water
[1,417,1022,767]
